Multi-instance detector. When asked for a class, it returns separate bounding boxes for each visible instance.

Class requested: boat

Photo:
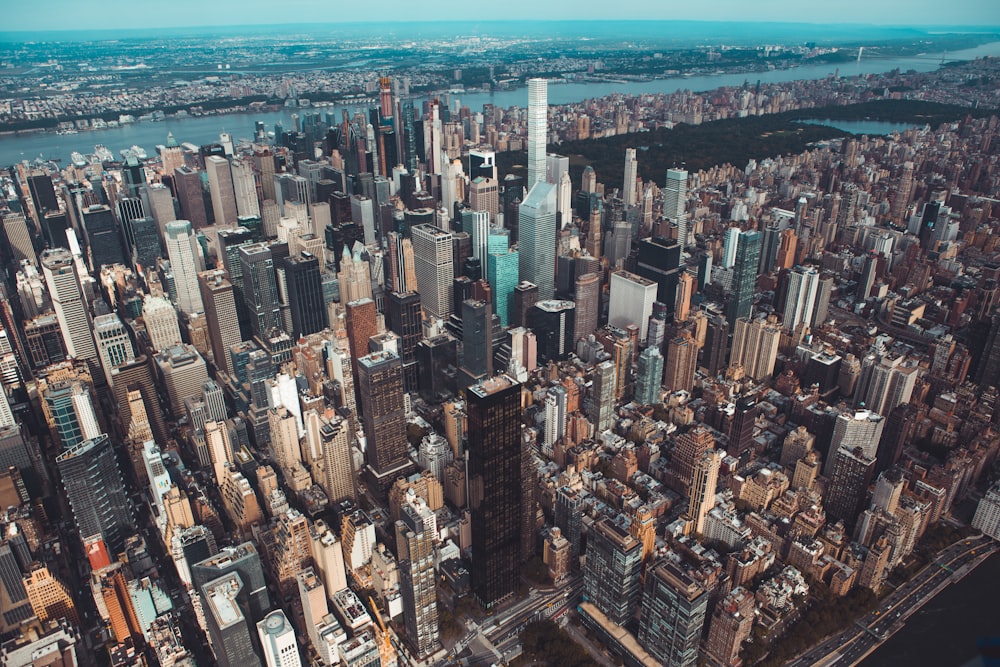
[130,145,148,159]
[70,152,87,168]
[55,128,79,135]
[94,145,114,162]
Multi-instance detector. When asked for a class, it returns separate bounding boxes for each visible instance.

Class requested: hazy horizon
[2,1,1000,36]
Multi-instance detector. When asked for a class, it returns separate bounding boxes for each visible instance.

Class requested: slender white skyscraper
[623,148,638,207]
[664,168,689,246]
[41,248,98,370]
[519,181,558,300]
[165,220,205,315]
[231,158,261,219]
[527,78,548,190]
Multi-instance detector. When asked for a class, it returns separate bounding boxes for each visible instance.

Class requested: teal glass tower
[725,230,762,327]
[486,227,518,327]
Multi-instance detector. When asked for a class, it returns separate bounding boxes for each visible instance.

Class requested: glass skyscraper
[518,182,557,301]
[486,227,518,327]
[725,230,762,327]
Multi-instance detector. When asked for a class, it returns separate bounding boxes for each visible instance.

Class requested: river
[861,550,1000,667]
[2,41,999,168]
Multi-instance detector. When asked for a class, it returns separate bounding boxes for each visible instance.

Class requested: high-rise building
[854,353,918,417]
[412,223,454,320]
[320,414,355,504]
[470,178,499,225]
[165,220,206,315]
[638,560,708,667]
[231,159,261,219]
[623,148,638,208]
[729,316,781,381]
[24,562,79,625]
[41,248,98,374]
[487,229,518,328]
[81,204,126,272]
[667,425,715,496]
[588,360,616,434]
[519,182,558,300]
[663,168,689,247]
[206,155,238,227]
[56,433,133,553]
[705,587,755,667]
[512,281,538,329]
[824,408,885,476]
[572,271,600,345]
[608,271,658,343]
[529,300,575,363]
[173,166,209,229]
[635,346,664,405]
[155,344,209,418]
[688,449,721,534]
[527,78,547,190]
[467,375,523,608]
[199,270,241,376]
[257,610,301,667]
[202,573,259,667]
[142,295,182,352]
[725,231,761,327]
[357,351,413,490]
[971,482,1000,541]
[783,265,820,331]
[397,498,439,657]
[3,211,36,265]
[635,236,682,314]
[93,313,135,385]
[386,291,422,392]
[192,542,271,623]
[240,243,280,338]
[459,299,493,388]
[282,253,325,338]
[584,517,643,625]
[826,446,877,529]
[664,330,698,393]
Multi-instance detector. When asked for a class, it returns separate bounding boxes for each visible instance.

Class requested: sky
[3,0,1000,33]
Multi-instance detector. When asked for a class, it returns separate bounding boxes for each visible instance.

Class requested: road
[435,573,585,666]
[785,534,998,667]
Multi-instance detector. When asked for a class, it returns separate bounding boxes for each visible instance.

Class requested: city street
[786,535,998,667]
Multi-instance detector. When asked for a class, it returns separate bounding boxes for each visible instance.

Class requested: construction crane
[369,595,392,654]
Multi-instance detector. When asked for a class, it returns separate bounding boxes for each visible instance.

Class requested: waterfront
[2,41,999,168]
[861,550,1000,667]
[798,119,921,135]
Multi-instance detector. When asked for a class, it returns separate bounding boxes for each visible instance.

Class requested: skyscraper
[357,350,414,490]
[638,560,708,667]
[664,168,689,246]
[412,223,454,320]
[191,542,271,623]
[783,265,820,331]
[239,243,280,338]
[486,229,518,328]
[725,231,761,327]
[688,450,721,534]
[573,271,600,345]
[282,253,325,338]
[202,573,259,667]
[584,517,643,625]
[397,497,439,657]
[529,300,576,363]
[173,166,209,229]
[609,270,658,341]
[56,433,133,553]
[623,148,638,208]
[206,155,238,227]
[635,346,664,405]
[664,330,698,393]
[527,78,548,190]
[386,291,422,392]
[93,313,135,386]
[467,375,523,608]
[729,316,781,381]
[824,408,885,477]
[81,204,126,272]
[41,248,98,375]
[826,446,877,529]
[165,220,206,315]
[518,182,558,300]
[635,236,682,314]
[257,610,302,667]
[199,270,241,376]
[459,299,492,388]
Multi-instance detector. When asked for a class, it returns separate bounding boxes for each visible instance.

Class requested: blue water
[3,41,999,168]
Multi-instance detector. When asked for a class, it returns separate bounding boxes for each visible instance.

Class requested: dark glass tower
[282,252,325,338]
[635,236,682,316]
[725,231,762,327]
[82,204,126,271]
[466,375,523,608]
[459,299,492,389]
[55,433,134,553]
[239,243,281,338]
[584,517,644,625]
[386,291,422,392]
[638,560,708,667]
